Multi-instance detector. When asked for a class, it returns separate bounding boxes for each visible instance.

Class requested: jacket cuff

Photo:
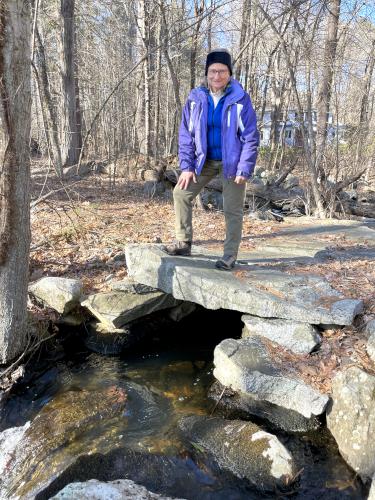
[180,162,195,173]
[236,170,250,179]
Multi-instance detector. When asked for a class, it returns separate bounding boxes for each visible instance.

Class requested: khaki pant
[173,159,246,257]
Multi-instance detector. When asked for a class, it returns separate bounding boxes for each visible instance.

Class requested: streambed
[0,308,368,499]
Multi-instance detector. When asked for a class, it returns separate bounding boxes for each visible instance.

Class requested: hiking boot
[162,240,192,256]
[215,254,236,270]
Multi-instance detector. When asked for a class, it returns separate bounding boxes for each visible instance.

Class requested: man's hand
[234,175,247,185]
[177,171,197,190]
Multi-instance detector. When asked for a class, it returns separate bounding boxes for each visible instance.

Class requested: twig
[210,385,227,415]
[0,330,57,379]
[30,179,83,208]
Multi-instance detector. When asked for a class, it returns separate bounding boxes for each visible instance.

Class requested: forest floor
[29,165,375,392]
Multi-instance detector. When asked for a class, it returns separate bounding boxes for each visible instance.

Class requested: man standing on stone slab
[162,48,259,270]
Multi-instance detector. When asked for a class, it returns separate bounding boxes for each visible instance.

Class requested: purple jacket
[178,78,259,179]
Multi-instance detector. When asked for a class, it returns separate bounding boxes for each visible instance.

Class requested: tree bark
[190,0,204,90]
[136,0,151,161]
[33,24,63,176]
[356,39,375,168]
[315,0,341,178]
[0,0,31,362]
[60,0,82,168]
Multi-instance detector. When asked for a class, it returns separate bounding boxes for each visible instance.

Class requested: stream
[0,308,369,499]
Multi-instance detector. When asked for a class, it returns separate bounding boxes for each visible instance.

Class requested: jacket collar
[189,78,245,104]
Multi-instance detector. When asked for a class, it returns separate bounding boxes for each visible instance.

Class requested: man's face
[207,63,230,92]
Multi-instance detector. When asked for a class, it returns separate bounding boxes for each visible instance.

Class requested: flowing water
[0,308,369,499]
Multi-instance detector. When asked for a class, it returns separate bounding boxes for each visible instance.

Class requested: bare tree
[0,0,31,362]
[59,0,82,168]
[316,0,341,179]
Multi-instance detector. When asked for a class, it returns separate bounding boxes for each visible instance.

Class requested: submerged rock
[327,366,375,481]
[51,478,183,499]
[213,337,329,423]
[36,446,255,500]
[125,244,363,326]
[0,386,127,499]
[82,290,179,329]
[84,322,136,355]
[29,277,83,314]
[242,315,321,354]
[179,415,295,491]
[208,381,321,432]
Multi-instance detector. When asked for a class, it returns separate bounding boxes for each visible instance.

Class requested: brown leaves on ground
[30,167,375,392]
[262,325,375,394]
[30,170,281,293]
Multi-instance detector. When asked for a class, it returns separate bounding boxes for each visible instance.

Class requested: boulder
[0,422,30,475]
[327,366,375,480]
[242,315,321,354]
[367,333,375,364]
[51,479,183,499]
[208,380,321,432]
[124,244,363,326]
[365,320,375,363]
[81,290,179,329]
[179,415,295,491]
[213,336,329,422]
[28,277,83,314]
[0,386,127,499]
[365,319,375,336]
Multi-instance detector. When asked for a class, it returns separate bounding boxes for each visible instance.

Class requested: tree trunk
[315,0,341,178]
[355,39,375,167]
[60,0,82,168]
[137,0,151,161]
[190,0,204,90]
[33,24,63,176]
[236,0,251,82]
[0,0,31,362]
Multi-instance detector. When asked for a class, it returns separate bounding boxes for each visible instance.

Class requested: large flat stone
[242,315,321,354]
[213,336,329,420]
[125,244,363,325]
[82,290,179,329]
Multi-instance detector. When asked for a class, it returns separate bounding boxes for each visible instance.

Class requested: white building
[258,109,337,147]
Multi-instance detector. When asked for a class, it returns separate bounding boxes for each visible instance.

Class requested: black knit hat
[205,48,232,76]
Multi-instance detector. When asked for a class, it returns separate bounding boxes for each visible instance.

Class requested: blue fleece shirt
[207,94,225,160]
[204,84,232,160]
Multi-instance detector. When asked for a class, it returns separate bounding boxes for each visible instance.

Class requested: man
[163,48,259,270]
